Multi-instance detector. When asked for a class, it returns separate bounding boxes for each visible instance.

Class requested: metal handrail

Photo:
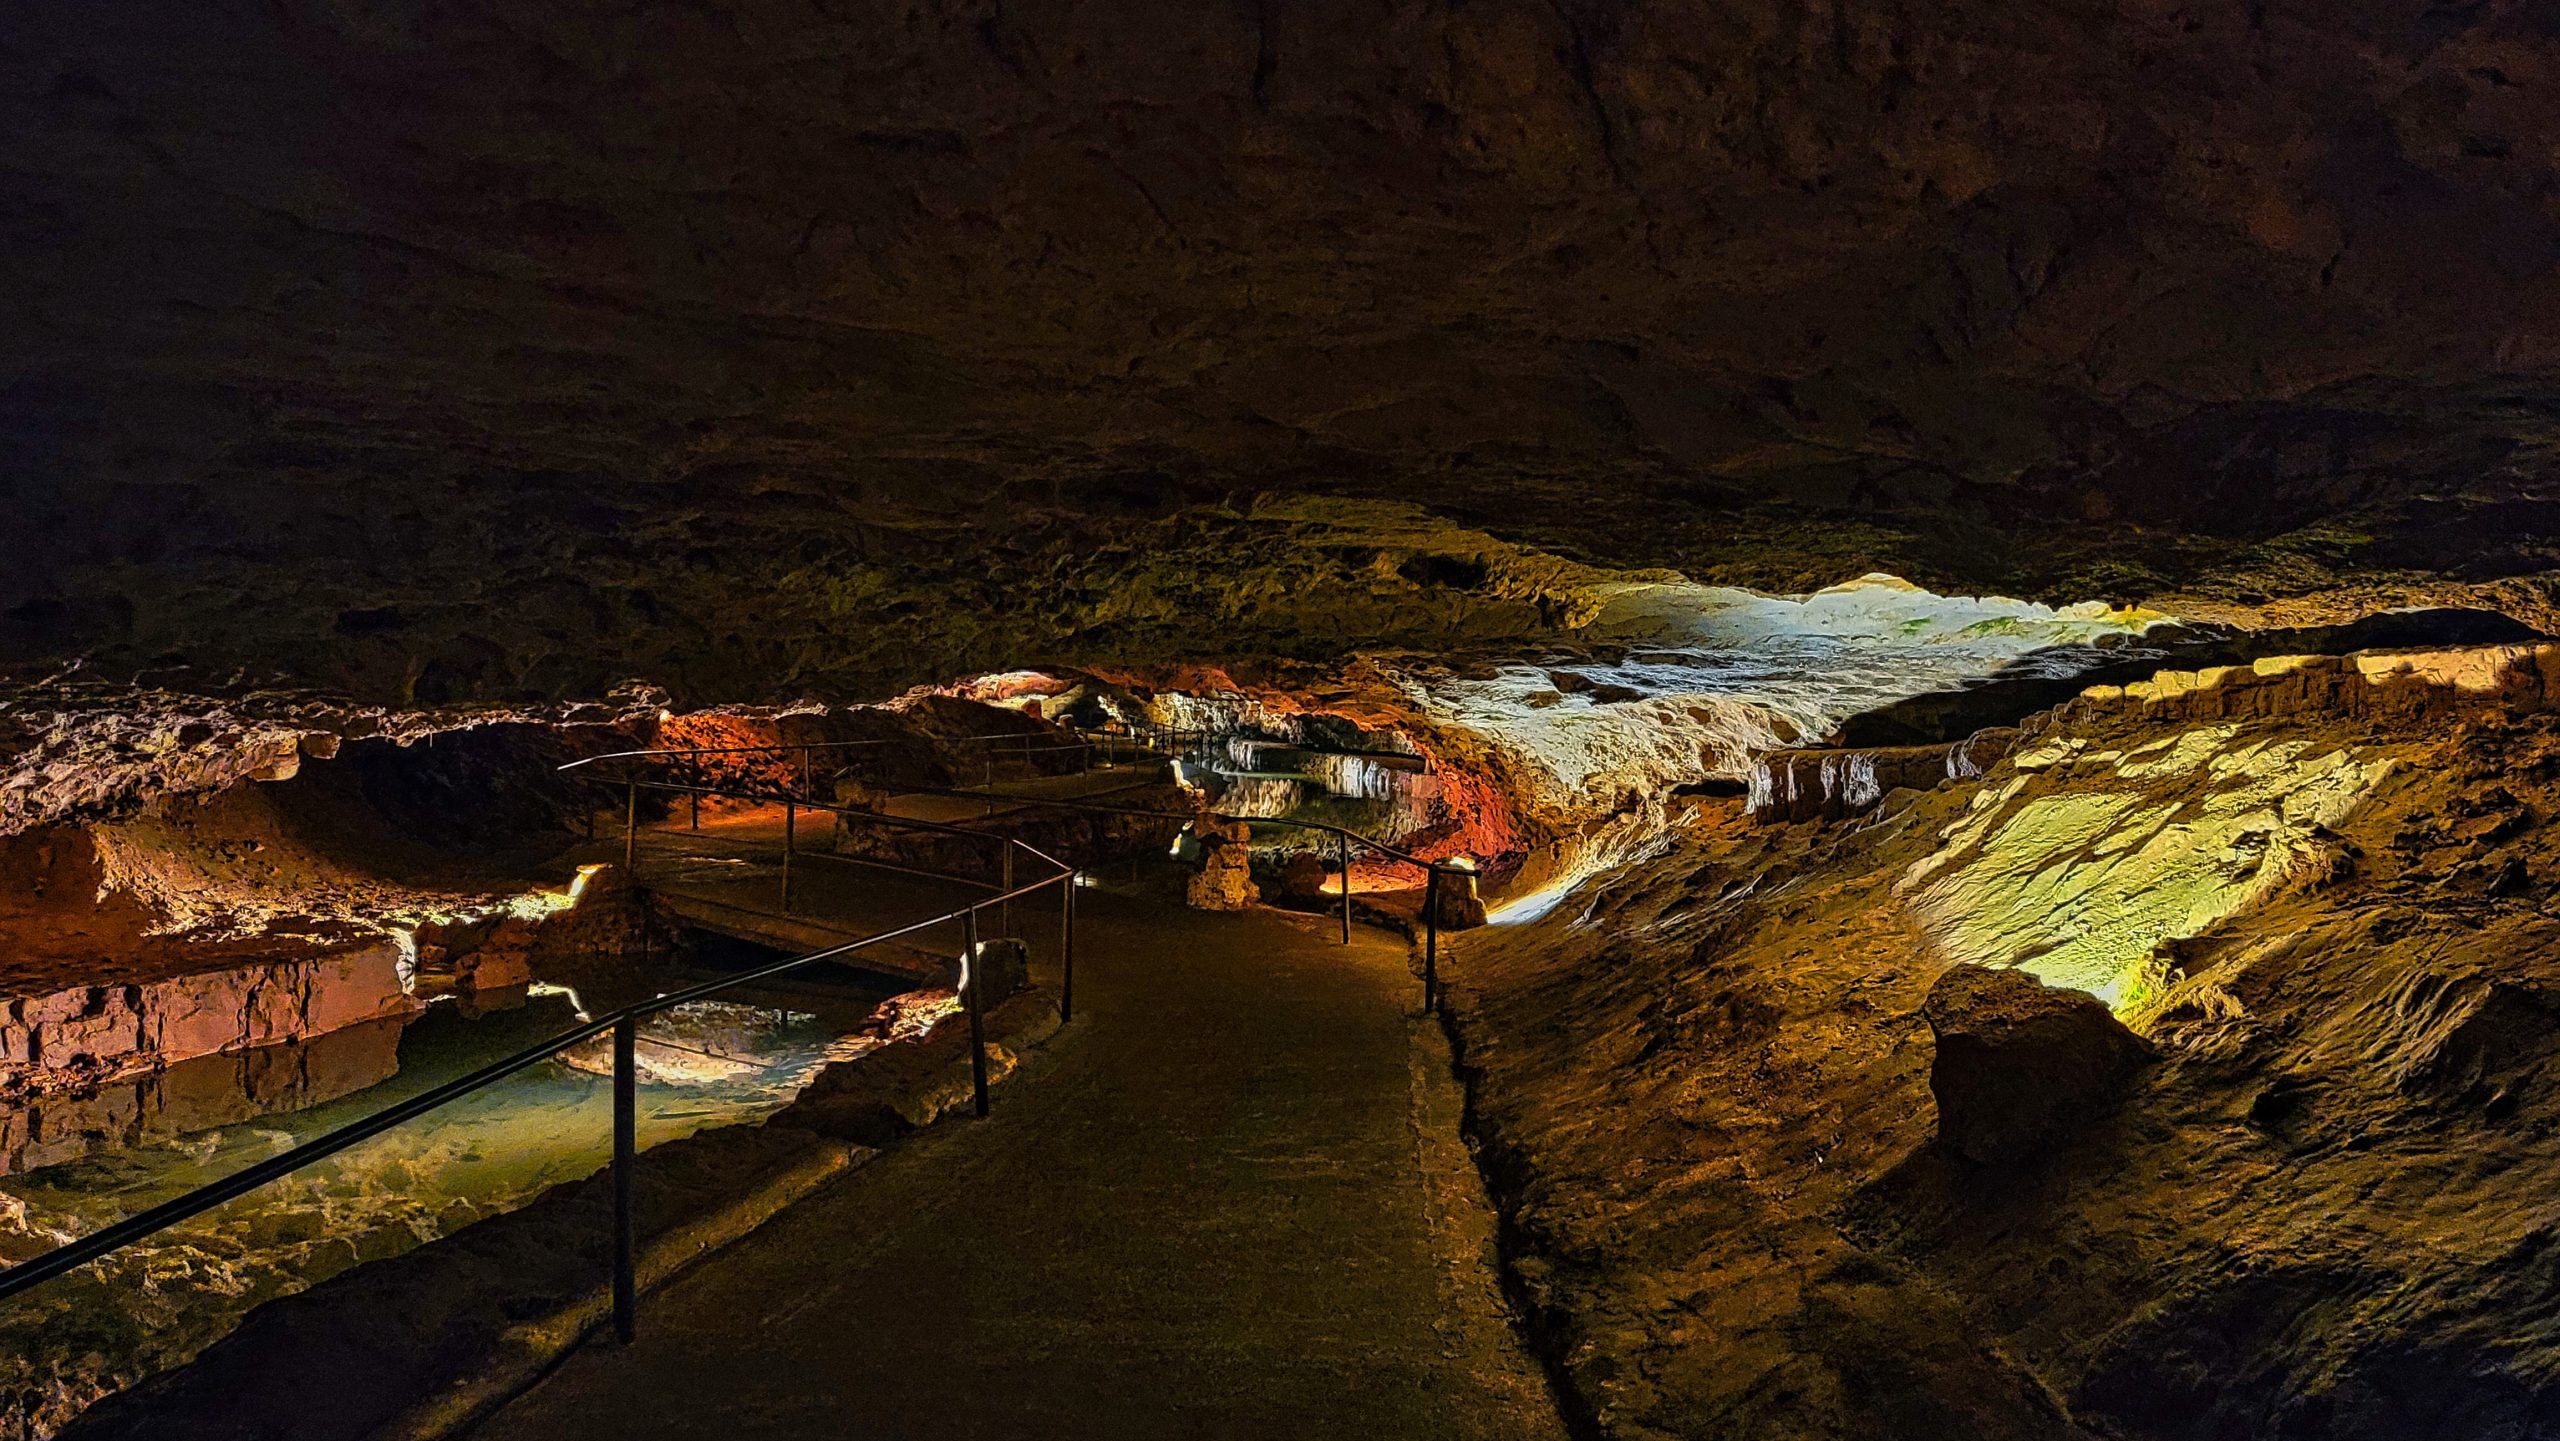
[556,728,1181,775]
[863,781,1467,1001]
[0,858,1077,1344]
[0,726,1459,1341]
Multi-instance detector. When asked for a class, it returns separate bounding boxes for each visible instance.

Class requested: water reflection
[0,972,880,1438]
[0,1015,409,1182]
[1175,737,1441,848]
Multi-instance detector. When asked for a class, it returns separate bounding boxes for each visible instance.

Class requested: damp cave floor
[468,871,1569,1441]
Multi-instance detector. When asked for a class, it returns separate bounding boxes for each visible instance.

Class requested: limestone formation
[1922,964,2154,1165]
[0,942,417,1097]
[1185,815,1260,912]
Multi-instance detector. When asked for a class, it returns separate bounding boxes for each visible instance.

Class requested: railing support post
[1338,831,1352,945]
[1000,842,1015,938]
[1060,873,1076,1024]
[1423,866,1441,1016]
[962,909,991,1117]
[625,781,639,875]
[801,744,814,799]
[612,1013,638,1344]
[781,802,796,914]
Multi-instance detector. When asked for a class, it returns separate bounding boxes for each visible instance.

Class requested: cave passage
[18,2,2560,1433]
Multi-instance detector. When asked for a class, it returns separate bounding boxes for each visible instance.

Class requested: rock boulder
[1924,964,2152,1164]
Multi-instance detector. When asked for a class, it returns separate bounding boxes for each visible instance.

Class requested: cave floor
[469,881,1567,1440]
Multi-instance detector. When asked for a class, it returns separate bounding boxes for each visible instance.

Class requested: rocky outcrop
[1922,965,2153,1165]
[1438,660,2560,1440]
[1747,729,2021,824]
[1185,815,1259,911]
[0,681,653,838]
[1,941,418,1097]
[2065,644,2560,730]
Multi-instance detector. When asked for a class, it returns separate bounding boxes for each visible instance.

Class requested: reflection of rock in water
[0,1015,409,1181]
[554,1001,829,1087]
[0,993,861,1439]
[1209,774,1304,819]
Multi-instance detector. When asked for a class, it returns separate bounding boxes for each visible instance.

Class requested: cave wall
[10,1,2560,698]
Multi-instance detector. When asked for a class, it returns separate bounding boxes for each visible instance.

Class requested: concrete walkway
[471,881,1569,1440]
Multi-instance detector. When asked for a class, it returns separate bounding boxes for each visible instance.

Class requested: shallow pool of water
[0,980,875,1437]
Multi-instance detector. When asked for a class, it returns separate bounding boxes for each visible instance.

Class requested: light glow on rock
[1396,575,2167,920]
[1896,722,2389,1008]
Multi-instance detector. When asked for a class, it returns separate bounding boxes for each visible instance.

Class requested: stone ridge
[1749,643,2560,826]
[2061,643,2560,725]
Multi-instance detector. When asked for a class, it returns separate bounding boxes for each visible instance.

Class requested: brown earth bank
[1439,643,2560,1440]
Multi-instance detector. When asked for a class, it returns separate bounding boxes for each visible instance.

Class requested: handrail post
[1059,872,1076,1024]
[625,781,639,875]
[1000,842,1015,938]
[781,802,797,914]
[1423,866,1441,1016]
[962,909,991,1117]
[801,744,814,799]
[612,1012,638,1344]
[1338,831,1352,945]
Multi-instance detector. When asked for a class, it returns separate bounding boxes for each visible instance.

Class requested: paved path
[472,879,1568,1441]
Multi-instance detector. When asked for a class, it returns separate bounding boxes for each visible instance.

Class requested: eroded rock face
[1439,642,2560,1440]
[0,940,418,1097]
[1923,964,2152,1165]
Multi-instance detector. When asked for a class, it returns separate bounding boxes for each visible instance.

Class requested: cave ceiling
[9,0,2560,702]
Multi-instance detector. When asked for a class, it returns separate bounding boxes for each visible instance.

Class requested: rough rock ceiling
[9,1,2560,699]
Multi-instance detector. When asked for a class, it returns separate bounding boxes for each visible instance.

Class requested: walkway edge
[375,1139,871,1441]
[53,994,1066,1441]
[377,998,1065,1441]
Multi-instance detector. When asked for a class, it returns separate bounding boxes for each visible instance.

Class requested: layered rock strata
[2,941,417,1098]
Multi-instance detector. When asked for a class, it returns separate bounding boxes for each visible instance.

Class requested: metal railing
[606,774,1082,1022]
[0,844,1078,1347]
[586,736,1468,1010]
[843,778,1471,1012]
[0,722,1471,1348]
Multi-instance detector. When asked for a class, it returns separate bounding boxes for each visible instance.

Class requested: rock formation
[1923,964,2152,1165]
[1185,815,1260,911]
[1439,641,2560,1440]
[16,4,2560,697]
